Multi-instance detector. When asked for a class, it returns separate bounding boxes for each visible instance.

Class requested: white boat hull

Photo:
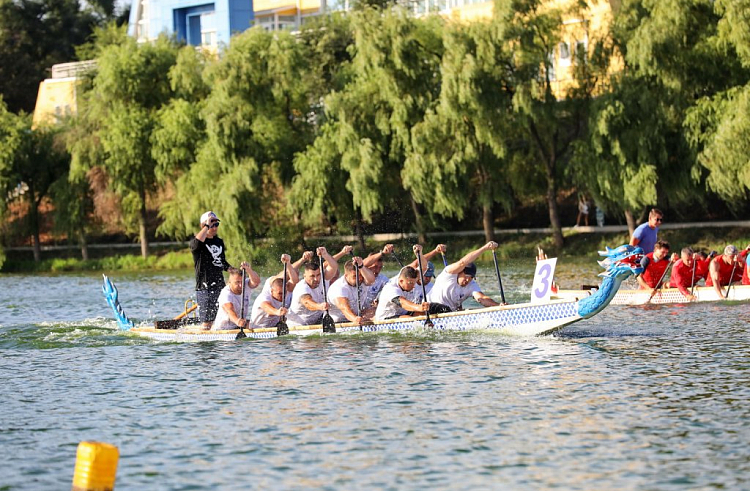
[554,284,750,306]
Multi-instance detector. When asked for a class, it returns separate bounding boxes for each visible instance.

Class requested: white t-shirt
[386,274,434,303]
[251,288,285,327]
[327,276,365,323]
[375,280,417,320]
[287,278,330,327]
[261,277,293,307]
[362,273,389,309]
[212,283,254,330]
[427,270,481,311]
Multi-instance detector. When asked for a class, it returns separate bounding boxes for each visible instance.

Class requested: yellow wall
[32,77,79,128]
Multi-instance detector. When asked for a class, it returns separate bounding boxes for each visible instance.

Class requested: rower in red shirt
[706,245,746,297]
[667,247,699,301]
[637,240,672,290]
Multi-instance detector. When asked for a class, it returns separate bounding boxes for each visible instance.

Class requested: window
[558,42,571,67]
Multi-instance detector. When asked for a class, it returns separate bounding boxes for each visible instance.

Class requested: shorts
[196,289,221,323]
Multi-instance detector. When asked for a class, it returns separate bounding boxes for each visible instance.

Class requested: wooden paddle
[440,252,448,267]
[320,254,336,333]
[415,247,434,328]
[276,263,289,336]
[647,257,676,304]
[689,254,697,296]
[236,268,247,339]
[492,250,507,304]
[392,251,404,268]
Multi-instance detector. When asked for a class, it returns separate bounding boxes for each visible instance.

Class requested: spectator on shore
[630,208,663,255]
[575,196,589,227]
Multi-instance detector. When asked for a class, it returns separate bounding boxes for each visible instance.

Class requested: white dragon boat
[553,284,750,306]
[102,244,644,341]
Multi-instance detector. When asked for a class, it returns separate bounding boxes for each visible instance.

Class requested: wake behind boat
[102,244,644,341]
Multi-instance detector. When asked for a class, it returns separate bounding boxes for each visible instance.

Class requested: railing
[50,60,97,79]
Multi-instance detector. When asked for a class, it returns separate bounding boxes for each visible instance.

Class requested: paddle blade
[276,321,289,336]
[322,314,336,333]
[424,318,434,328]
[235,330,247,340]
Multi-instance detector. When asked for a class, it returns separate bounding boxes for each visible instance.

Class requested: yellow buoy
[71,441,119,491]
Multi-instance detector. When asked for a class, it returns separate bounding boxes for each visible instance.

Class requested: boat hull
[128,299,583,342]
[554,284,750,305]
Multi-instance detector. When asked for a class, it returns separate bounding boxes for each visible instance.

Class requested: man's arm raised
[445,242,498,275]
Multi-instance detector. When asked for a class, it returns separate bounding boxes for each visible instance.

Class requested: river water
[1,258,749,490]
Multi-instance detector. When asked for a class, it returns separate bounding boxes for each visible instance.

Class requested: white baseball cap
[200,211,219,225]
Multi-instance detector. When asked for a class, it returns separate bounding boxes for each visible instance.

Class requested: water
[1,260,749,490]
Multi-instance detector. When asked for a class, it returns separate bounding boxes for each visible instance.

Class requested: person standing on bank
[630,208,664,256]
[191,211,255,329]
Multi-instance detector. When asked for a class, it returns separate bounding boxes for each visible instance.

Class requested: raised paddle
[236,268,247,339]
[391,251,404,268]
[491,250,507,304]
[320,254,336,333]
[353,256,364,331]
[647,257,676,304]
[276,263,289,336]
[441,251,448,267]
[415,247,434,328]
[725,257,740,300]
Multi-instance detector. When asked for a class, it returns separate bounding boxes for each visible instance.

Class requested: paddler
[636,240,671,290]
[327,256,376,324]
[426,241,501,311]
[211,266,260,330]
[707,245,747,297]
[287,247,339,327]
[665,247,698,301]
[251,254,299,328]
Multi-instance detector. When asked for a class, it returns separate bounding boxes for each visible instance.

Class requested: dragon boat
[552,284,750,305]
[102,244,644,341]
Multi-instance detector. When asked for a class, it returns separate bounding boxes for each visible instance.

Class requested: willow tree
[405,21,514,242]
[683,0,750,205]
[69,34,179,258]
[158,28,315,259]
[490,0,593,248]
[291,8,443,244]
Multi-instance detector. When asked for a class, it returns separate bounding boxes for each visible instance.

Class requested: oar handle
[492,250,506,304]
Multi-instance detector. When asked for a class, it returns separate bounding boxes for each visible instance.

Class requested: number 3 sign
[531,258,557,303]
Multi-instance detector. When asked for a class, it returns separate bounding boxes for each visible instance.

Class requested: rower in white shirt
[327,256,376,325]
[287,247,339,327]
[427,242,502,311]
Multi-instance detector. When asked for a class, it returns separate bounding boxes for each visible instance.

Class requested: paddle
[276,263,289,336]
[236,268,247,339]
[391,251,404,268]
[441,251,448,267]
[353,256,364,331]
[725,257,739,300]
[415,247,434,328]
[491,250,507,304]
[320,254,336,333]
[647,257,675,304]
[689,254,697,296]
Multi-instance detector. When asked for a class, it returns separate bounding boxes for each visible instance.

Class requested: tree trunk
[410,195,427,244]
[482,202,495,242]
[545,161,564,249]
[625,209,636,237]
[27,189,41,262]
[139,191,149,259]
[79,230,89,261]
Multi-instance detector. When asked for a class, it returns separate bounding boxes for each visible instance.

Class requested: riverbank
[3,222,749,274]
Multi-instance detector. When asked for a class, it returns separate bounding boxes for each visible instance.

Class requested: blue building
[128,0,254,47]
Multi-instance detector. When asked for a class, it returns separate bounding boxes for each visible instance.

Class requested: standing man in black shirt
[191,211,259,329]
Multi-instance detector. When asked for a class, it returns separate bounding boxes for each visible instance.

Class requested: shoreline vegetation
[4,225,749,274]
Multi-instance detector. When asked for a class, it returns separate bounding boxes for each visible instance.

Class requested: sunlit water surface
[1,258,749,490]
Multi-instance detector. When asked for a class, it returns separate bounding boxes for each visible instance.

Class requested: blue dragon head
[597,244,644,279]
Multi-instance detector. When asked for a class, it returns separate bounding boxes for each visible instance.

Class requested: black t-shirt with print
[190,236,231,291]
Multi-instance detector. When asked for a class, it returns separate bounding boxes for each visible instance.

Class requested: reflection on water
[1,263,749,490]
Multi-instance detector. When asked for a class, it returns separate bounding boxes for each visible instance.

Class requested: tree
[69,35,179,258]
[406,21,515,242]
[0,99,69,261]
[290,8,443,244]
